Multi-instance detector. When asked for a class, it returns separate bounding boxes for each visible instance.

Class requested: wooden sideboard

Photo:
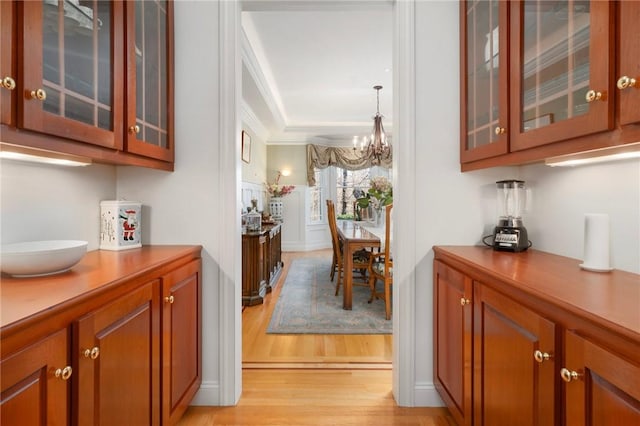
[433,245,640,426]
[0,245,202,425]
[242,223,283,306]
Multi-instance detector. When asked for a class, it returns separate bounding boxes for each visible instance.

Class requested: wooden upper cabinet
[460,0,509,163]
[617,0,640,126]
[124,0,174,162]
[509,0,614,152]
[1,1,16,127]
[18,0,124,149]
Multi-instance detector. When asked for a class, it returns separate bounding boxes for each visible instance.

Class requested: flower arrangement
[356,176,393,209]
[266,171,295,197]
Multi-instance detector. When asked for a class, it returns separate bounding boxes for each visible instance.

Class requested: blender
[492,180,530,252]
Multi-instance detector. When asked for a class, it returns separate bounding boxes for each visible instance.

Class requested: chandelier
[353,85,391,164]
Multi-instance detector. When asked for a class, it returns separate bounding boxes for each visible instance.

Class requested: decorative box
[100,200,142,250]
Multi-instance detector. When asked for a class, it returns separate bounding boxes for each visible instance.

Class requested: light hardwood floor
[177,249,454,425]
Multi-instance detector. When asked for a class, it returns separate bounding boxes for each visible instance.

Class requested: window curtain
[306,144,392,186]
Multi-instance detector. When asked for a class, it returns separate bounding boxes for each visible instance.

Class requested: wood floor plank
[177,250,454,425]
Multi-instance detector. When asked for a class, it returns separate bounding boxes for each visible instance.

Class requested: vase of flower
[269,197,284,220]
[375,206,384,227]
[265,172,295,221]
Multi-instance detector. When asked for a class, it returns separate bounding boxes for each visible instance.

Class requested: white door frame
[218,0,419,406]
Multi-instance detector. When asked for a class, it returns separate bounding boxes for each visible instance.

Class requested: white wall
[521,160,640,273]
[0,161,115,247]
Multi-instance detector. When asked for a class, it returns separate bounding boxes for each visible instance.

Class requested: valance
[306,144,392,186]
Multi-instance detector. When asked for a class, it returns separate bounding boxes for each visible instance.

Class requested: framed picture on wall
[242,131,251,163]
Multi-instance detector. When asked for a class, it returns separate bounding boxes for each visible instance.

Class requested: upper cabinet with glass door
[124,0,174,162]
[509,1,614,151]
[19,0,124,149]
[460,0,509,163]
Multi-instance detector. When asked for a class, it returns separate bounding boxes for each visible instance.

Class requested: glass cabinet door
[20,0,123,149]
[460,0,509,163]
[510,1,613,151]
[125,0,174,162]
[617,0,640,126]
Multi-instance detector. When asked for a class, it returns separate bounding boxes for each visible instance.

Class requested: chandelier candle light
[353,85,391,164]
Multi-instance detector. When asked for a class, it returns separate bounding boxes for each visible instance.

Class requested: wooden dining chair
[326,200,370,296]
[367,203,393,320]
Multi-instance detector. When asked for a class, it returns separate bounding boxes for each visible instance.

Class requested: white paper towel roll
[580,213,612,272]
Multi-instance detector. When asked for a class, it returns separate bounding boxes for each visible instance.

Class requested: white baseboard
[189,381,222,406]
[414,382,445,407]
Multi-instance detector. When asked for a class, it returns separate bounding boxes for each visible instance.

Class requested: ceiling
[241,1,393,146]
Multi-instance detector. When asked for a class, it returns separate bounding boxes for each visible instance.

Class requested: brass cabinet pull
[129,125,140,134]
[165,295,175,304]
[494,126,506,135]
[585,89,602,103]
[28,88,47,101]
[460,297,471,306]
[617,76,637,90]
[83,346,100,360]
[54,366,73,380]
[533,350,551,363]
[1,76,16,91]
[560,367,581,382]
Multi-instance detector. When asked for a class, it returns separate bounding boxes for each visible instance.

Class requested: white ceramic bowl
[1,240,88,277]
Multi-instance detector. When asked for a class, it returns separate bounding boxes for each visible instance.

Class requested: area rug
[267,257,392,334]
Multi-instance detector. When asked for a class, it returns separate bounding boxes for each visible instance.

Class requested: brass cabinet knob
[585,89,602,103]
[28,88,47,101]
[560,367,581,383]
[533,350,551,363]
[460,297,471,306]
[54,366,73,380]
[165,295,175,304]
[129,125,140,134]
[617,76,637,90]
[83,346,100,360]
[494,126,506,135]
[1,76,16,91]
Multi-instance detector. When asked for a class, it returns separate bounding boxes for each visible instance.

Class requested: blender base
[492,226,530,252]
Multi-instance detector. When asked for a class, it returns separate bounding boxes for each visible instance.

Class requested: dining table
[336,220,385,310]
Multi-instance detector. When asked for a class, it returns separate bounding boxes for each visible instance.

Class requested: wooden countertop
[433,246,640,341]
[1,245,202,333]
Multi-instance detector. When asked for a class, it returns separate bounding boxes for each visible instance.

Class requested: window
[308,168,325,224]
[335,166,390,218]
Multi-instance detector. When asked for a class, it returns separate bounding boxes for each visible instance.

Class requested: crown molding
[241,101,270,141]
[240,21,287,129]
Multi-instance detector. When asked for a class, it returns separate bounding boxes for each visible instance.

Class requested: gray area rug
[267,257,391,334]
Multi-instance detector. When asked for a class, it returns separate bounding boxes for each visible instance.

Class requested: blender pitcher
[493,180,530,252]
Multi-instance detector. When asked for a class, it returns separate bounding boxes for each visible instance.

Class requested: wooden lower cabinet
[472,283,556,426]
[161,259,202,424]
[433,260,472,426]
[433,246,640,426]
[1,329,70,426]
[242,224,283,306]
[0,246,201,426]
[74,281,160,425]
[563,331,640,425]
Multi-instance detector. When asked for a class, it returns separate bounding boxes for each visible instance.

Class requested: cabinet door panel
[473,283,556,426]
[125,0,174,162]
[1,0,15,126]
[564,331,640,426]
[460,0,509,163]
[1,329,69,426]
[75,281,160,426]
[19,1,123,149]
[510,0,614,151]
[162,259,201,424]
[618,1,640,126]
[434,261,473,426]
